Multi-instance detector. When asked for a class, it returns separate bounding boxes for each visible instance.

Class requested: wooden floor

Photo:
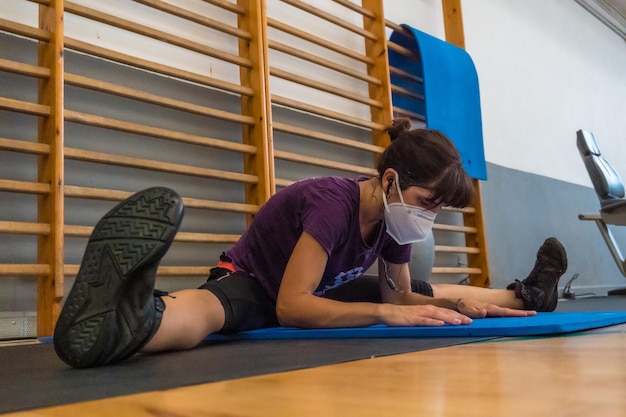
[3,323,625,417]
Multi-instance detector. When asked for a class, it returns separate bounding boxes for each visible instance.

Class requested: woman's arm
[378,260,458,308]
[275,232,470,328]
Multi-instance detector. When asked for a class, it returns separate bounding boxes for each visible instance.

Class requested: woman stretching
[53,119,567,368]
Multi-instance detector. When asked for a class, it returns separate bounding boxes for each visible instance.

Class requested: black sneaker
[53,187,184,368]
[507,237,568,312]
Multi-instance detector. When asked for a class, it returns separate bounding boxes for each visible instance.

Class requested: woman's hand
[455,298,536,319]
[381,303,473,327]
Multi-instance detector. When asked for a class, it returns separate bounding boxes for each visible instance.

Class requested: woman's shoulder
[274,176,358,215]
[264,177,362,218]
[289,176,359,194]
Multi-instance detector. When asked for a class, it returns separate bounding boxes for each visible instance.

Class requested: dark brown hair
[376,118,474,208]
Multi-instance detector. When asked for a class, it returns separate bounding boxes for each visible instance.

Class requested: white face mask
[382,173,437,245]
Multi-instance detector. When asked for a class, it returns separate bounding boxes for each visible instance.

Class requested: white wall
[468,1,626,187]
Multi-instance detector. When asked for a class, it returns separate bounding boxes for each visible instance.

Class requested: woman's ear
[382,168,397,195]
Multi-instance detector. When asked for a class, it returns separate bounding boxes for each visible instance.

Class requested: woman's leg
[434,237,568,312]
[144,268,280,352]
[431,284,524,309]
[141,289,226,352]
[54,187,186,368]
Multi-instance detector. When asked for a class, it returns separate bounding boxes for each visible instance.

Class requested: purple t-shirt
[226,176,412,300]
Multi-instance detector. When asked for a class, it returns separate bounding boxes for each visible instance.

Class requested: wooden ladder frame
[0,0,490,337]
[442,0,490,288]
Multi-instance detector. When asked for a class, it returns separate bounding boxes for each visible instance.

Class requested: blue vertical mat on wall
[389,24,487,180]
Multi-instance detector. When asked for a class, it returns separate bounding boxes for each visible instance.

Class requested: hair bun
[386,118,412,141]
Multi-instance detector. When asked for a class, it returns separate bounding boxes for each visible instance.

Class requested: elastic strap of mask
[393,171,408,209]
[382,171,411,214]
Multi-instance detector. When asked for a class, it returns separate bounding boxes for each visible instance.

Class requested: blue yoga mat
[206,312,626,341]
[389,24,487,180]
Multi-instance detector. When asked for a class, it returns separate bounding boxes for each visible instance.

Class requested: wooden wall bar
[441,0,490,287]
[36,0,65,337]
[0,0,490,338]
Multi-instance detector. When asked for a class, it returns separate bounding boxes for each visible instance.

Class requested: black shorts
[323,275,434,302]
[198,268,280,334]
[199,267,435,334]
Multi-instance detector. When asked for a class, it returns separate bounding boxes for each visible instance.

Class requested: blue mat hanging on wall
[389,24,487,180]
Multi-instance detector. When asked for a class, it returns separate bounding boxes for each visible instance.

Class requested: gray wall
[482,162,626,295]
